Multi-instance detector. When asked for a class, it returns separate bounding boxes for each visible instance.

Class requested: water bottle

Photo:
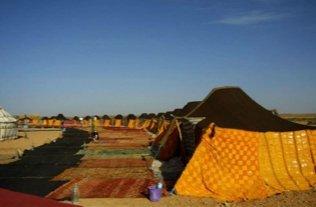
[72,184,79,203]
[156,182,163,189]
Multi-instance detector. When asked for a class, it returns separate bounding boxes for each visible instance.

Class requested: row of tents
[18,114,169,129]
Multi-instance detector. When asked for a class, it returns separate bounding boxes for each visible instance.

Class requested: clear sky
[1,0,315,116]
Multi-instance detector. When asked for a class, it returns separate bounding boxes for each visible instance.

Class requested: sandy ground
[76,189,316,207]
[0,129,62,164]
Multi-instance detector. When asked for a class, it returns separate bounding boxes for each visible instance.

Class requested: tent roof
[187,86,315,132]
[0,107,17,123]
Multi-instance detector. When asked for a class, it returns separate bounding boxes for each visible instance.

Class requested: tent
[152,119,183,161]
[102,115,111,127]
[126,114,137,128]
[114,114,123,127]
[180,86,315,160]
[0,107,18,140]
[186,87,314,132]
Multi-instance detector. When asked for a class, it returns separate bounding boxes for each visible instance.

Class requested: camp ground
[0,87,315,207]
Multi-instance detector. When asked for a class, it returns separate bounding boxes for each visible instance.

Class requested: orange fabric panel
[114,119,122,127]
[127,119,136,128]
[259,130,316,191]
[175,126,274,201]
[47,119,54,127]
[175,126,316,201]
[103,120,110,127]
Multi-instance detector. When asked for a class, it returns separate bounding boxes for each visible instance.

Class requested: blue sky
[0,0,315,116]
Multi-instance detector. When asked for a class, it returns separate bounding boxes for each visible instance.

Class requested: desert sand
[0,129,62,164]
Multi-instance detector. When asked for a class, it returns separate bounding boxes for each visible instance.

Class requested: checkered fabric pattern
[175,126,272,201]
[175,126,316,201]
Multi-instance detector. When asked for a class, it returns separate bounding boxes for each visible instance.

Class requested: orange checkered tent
[175,125,316,201]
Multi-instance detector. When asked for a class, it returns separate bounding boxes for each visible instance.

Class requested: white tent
[0,107,18,140]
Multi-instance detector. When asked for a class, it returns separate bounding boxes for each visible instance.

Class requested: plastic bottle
[72,184,79,203]
[156,181,163,189]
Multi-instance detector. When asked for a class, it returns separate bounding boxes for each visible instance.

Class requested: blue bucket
[148,185,162,202]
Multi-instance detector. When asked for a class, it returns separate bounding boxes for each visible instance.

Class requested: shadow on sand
[0,128,90,196]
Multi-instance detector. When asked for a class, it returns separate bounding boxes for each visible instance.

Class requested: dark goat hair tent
[115,114,123,119]
[84,116,91,120]
[139,113,148,119]
[126,114,136,120]
[156,113,165,117]
[170,101,202,117]
[181,101,201,117]
[147,113,156,119]
[186,86,315,132]
[102,115,110,120]
[171,109,183,117]
[178,86,316,161]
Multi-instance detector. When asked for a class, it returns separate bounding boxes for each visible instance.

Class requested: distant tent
[156,113,165,117]
[114,114,123,127]
[84,116,91,120]
[126,114,137,128]
[102,115,111,127]
[180,101,201,117]
[102,115,110,120]
[41,117,49,127]
[0,107,18,140]
[147,113,156,119]
[18,115,32,125]
[167,101,201,118]
[164,112,174,120]
[171,109,183,117]
[19,115,32,122]
[139,113,149,119]
[56,114,67,121]
[126,114,136,120]
[115,114,123,119]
